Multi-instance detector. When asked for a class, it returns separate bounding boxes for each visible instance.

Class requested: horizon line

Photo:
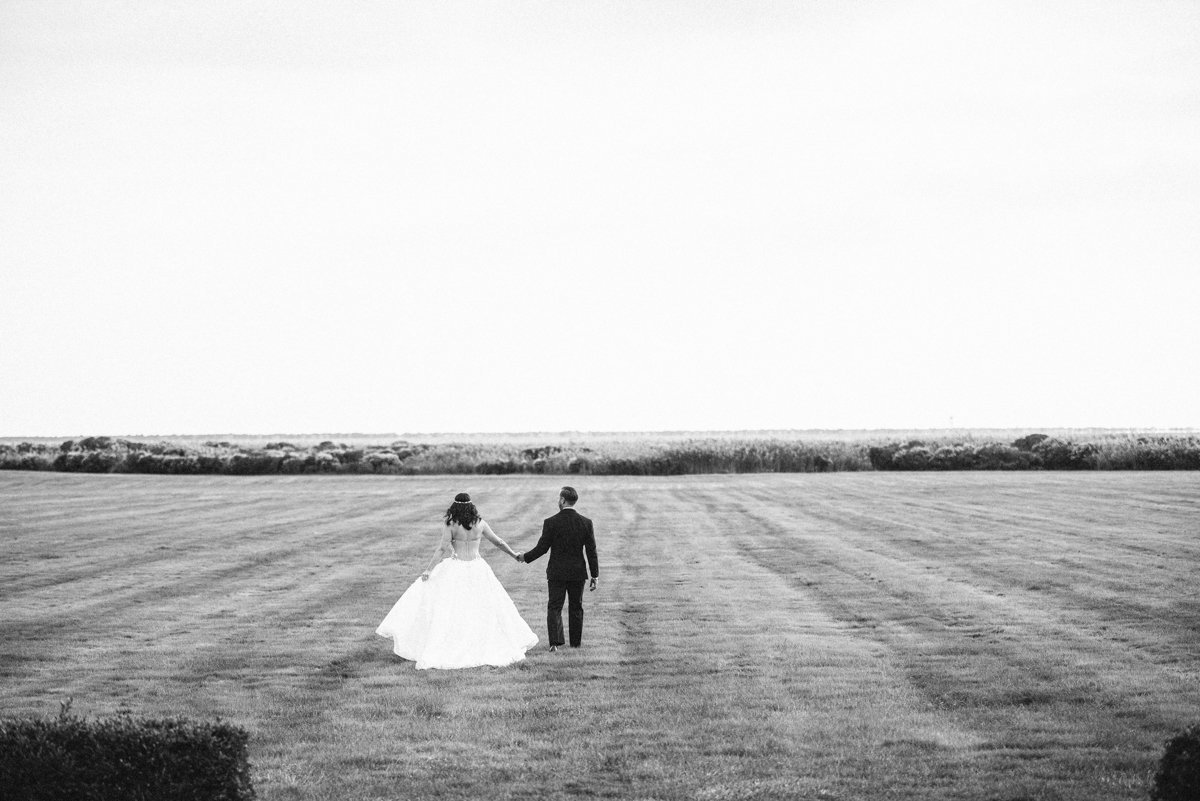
[3,425,1198,441]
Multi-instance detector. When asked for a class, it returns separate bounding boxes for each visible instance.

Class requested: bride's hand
[421,571,431,581]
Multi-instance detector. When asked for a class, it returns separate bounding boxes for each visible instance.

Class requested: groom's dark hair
[559,486,579,506]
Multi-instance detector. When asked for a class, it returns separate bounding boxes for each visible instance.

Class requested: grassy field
[2,472,1198,800]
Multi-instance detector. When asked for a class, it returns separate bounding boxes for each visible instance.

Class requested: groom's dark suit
[521,507,599,648]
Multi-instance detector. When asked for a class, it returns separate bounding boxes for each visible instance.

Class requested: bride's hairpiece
[452,498,472,504]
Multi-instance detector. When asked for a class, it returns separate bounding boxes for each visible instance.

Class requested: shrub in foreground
[0,707,255,801]
[1152,723,1200,801]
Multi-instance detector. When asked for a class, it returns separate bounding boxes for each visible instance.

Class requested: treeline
[868,433,1200,470]
[0,437,866,475]
[2,433,1199,475]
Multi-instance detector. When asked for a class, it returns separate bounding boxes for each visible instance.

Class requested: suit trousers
[547,579,585,647]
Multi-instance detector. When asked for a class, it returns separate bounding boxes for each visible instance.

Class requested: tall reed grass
[1,431,1198,475]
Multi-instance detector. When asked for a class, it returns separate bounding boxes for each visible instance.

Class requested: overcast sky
[2,1,1198,436]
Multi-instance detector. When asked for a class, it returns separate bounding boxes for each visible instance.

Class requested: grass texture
[2,472,1198,800]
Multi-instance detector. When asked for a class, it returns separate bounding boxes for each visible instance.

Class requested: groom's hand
[514,551,523,562]
[589,577,597,592]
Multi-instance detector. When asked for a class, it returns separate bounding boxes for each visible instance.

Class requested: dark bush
[225,453,282,475]
[1032,438,1098,469]
[0,707,255,801]
[1,452,53,471]
[197,455,225,473]
[522,446,563,461]
[365,452,402,472]
[890,445,934,470]
[122,452,153,473]
[868,444,901,470]
[53,452,82,471]
[1012,433,1050,451]
[594,457,648,476]
[929,444,974,470]
[164,455,204,475]
[279,455,308,474]
[972,443,1037,470]
[80,451,117,473]
[313,452,340,472]
[476,460,521,475]
[1151,723,1200,801]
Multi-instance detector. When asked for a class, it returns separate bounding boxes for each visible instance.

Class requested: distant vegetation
[2,431,1198,475]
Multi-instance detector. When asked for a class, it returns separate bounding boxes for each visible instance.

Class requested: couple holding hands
[376,486,600,670]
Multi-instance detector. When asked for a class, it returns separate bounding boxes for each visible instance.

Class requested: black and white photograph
[2,1,1198,799]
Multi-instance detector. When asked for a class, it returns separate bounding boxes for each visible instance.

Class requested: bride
[376,492,538,669]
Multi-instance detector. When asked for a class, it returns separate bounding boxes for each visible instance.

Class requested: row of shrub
[868,433,1200,471]
[2,433,1198,475]
[0,705,254,800]
[1,707,1195,800]
[1,705,1194,800]
[0,438,865,476]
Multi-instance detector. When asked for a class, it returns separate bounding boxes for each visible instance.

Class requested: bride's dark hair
[443,492,480,530]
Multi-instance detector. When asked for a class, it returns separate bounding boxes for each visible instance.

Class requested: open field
[2,472,1198,800]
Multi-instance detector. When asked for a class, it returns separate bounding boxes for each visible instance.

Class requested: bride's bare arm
[479,520,518,558]
[422,526,452,578]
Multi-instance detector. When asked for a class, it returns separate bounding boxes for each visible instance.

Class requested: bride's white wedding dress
[376,528,537,670]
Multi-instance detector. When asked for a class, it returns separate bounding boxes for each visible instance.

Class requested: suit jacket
[522,507,599,582]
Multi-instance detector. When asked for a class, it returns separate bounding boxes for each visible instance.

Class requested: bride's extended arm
[422,526,452,579]
[479,521,518,559]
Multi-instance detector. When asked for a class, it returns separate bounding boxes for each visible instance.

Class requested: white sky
[2,1,1198,436]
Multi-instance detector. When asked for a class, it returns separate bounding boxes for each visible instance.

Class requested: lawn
[1,471,1197,800]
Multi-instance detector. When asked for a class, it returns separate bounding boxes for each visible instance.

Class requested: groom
[516,486,599,651]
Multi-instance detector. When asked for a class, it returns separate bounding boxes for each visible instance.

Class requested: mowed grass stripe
[713,474,1195,799]
[2,471,1197,800]
[729,473,1198,689]
[736,473,1200,658]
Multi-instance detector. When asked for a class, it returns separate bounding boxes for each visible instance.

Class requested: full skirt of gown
[376,556,538,669]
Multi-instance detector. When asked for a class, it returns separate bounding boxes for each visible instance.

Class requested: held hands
[421,571,431,581]
[513,551,524,563]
